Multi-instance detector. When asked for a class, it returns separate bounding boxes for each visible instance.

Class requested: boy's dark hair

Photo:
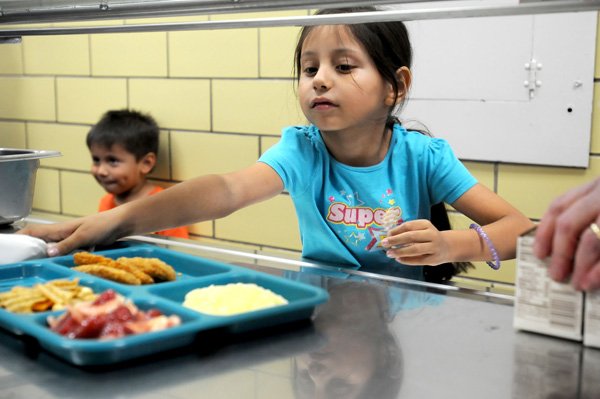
[295,7,473,282]
[86,109,159,160]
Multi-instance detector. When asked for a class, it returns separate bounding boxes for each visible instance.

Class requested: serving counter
[0,220,598,398]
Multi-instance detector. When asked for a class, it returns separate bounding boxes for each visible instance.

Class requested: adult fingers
[547,197,600,281]
[580,262,600,291]
[534,180,597,259]
[572,224,600,290]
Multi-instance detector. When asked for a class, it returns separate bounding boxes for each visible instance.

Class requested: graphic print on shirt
[326,188,404,252]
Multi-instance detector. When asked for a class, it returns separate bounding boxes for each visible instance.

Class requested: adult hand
[534,177,600,291]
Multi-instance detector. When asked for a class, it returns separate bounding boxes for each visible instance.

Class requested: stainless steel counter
[0,223,598,398]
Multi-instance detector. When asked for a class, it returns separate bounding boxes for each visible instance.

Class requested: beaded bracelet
[469,223,501,270]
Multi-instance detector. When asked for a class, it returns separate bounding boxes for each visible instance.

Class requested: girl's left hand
[381,219,450,266]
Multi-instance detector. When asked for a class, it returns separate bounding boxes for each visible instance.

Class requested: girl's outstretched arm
[18,163,283,256]
[382,183,534,265]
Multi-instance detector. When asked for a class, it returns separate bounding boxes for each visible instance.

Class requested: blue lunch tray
[0,246,329,366]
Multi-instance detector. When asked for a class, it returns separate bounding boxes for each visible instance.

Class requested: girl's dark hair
[294,6,411,129]
[294,7,473,282]
[86,109,159,160]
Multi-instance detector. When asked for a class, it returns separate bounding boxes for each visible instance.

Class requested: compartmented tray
[0,245,329,366]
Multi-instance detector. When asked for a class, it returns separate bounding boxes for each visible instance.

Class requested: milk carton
[584,290,600,348]
[514,229,584,342]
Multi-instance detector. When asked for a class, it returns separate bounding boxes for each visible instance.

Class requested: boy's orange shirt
[98,186,189,239]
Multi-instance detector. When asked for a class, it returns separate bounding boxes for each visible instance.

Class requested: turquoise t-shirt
[258,124,477,280]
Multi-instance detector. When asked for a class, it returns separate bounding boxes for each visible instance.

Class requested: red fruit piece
[99,322,127,338]
[93,289,117,306]
[51,313,80,335]
[70,314,108,339]
[108,305,134,323]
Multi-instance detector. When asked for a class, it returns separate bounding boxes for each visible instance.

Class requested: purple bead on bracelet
[469,223,501,270]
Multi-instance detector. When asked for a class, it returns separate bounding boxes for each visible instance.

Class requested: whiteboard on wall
[401,11,596,167]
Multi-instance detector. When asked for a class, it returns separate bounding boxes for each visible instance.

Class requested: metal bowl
[0,148,61,225]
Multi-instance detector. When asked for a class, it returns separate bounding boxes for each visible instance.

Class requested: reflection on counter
[512,331,582,398]
[293,281,403,399]
[290,272,444,399]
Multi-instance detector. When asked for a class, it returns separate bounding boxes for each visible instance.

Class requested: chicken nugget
[74,252,153,282]
[117,257,176,282]
[111,261,154,284]
[73,265,142,285]
[73,251,114,267]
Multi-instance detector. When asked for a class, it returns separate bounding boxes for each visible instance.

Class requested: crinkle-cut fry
[73,264,142,285]
[2,293,45,310]
[0,289,44,303]
[35,283,74,305]
[49,278,80,288]
[0,278,97,313]
[6,302,37,313]
[111,261,154,284]
[117,257,176,281]
[76,286,95,299]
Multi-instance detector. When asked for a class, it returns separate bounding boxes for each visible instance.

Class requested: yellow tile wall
[259,26,302,78]
[32,168,60,213]
[57,77,127,124]
[169,29,259,77]
[1,12,599,287]
[213,79,305,134]
[0,77,55,121]
[61,171,105,216]
[23,35,90,75]
[0,42,23,74]
[27,122,91,171]
[149,130,171,180]
[215,194,301,250]
[91,32,168,77]
[261,136,280,154]
[129,78,210,131]
[170,130,259,180]
[498,157,600,219]
[0,121,26,148]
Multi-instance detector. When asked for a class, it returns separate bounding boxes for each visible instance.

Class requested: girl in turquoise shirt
[22,7,534,280]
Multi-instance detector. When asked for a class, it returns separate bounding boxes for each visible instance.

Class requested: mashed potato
[183,283,288,316]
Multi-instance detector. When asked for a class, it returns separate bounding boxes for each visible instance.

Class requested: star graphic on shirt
[388,199,396,206]
[344,231,365,246]
[347,192,364,207]
[365,226,388,251]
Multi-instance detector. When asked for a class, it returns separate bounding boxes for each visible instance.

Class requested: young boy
[86,109,189,239]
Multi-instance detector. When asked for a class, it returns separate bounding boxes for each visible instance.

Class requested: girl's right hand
[382,219,452,266]
[17,213,119,257]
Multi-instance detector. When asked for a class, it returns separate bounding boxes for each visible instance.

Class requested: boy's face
[89,143,151,196]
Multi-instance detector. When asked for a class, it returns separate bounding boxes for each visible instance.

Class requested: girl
[20,7,534,282]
